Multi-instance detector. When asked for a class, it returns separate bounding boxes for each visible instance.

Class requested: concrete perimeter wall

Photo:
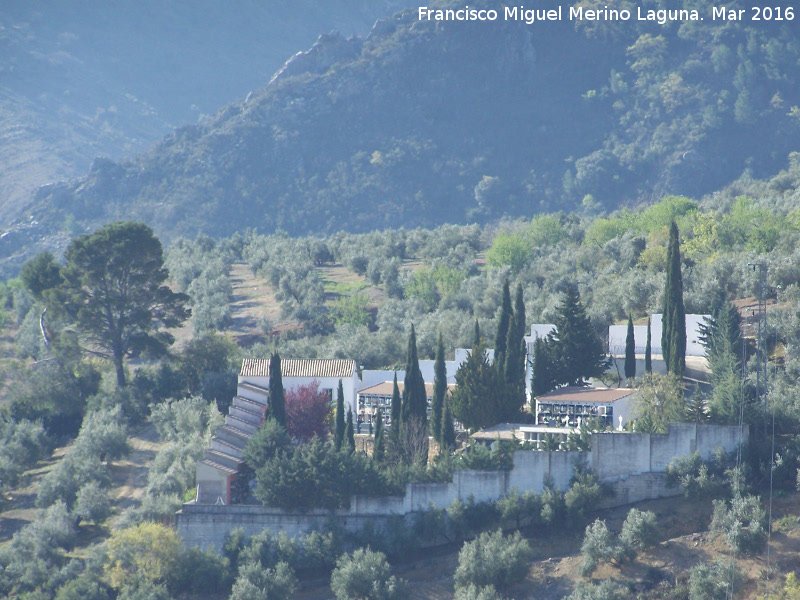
[177,423,745,550]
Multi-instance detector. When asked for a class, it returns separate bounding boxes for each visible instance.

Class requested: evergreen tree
[441,399,456,451]
[268,352,286,427]
[401,325,428,428]
[699,296,754,425]
[684,393,708,423]
[334,379,345,450]
[495,279,512,364]
[514,283,526,345]
[549,287,609,386]
[531,336,559,397]
[624,314,636,383]
[645,317,652,374]
[473,320,481,346]
[390,372,401,443]
[345,408,355,454]
[373,409,385,462]
[431,333,446,442]
[451,339,503,430]
[662,221,686,376]
[54,222,189,387]
[502,311,526,420]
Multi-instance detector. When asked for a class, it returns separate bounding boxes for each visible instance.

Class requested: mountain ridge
[4,0,800,274]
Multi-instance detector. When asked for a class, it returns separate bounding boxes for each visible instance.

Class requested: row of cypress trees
[622,221,686,383]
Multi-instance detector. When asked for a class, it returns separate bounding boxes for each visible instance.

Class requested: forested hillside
[0,0,406,226]
[4,174,800,598]
[6,0,800,275]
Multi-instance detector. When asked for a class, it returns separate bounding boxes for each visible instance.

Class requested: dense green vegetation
[8,0,800,276]
[5,160,800,597]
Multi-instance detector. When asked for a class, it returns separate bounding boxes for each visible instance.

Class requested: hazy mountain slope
[5,0,800,274]
[0,0,407,224]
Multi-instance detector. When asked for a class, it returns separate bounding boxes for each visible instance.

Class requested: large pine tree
[402,325,428,428]
[431,333,446,442]
[268,352,286,426]
[624,314,636,383]
[662,221,686,376]
[549,287,608,386]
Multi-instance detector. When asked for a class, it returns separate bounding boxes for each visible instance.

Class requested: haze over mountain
[0,0,406,224]
[4,0,800,274]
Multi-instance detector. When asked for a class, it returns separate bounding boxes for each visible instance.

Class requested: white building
[195,358,359,506]
[534,386,636,430]
[239,357,359,415]
[608,314,710,357]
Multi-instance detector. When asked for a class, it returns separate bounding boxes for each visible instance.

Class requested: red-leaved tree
[285,380,332,440]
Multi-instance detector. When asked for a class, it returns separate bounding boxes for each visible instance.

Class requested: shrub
[710,494,767,555]
[567,580,628,600]
[618,509,659,555]
[103,523,181,590]
[254,438,389,511]
[330,548,407,600]
[579,520,616,577]
[453,530,531,592]
[454,584,506,600]
[664,450,730,499]
[229,561,297,600]
[171,546,231,596]
[565,467,606,527]
[0,417,51,491]
[73,481,113,524]
[116,579,173,600]
[243,419,291,471]
[688,561,743,600]
[0,502,76,594]
[540,481,566,529]
[54,574,113,600]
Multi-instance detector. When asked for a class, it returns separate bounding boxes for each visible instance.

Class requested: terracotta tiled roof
[537,386,635,403]
[240,358,356,378]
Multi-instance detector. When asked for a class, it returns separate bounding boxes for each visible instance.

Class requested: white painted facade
[608,313,710,357]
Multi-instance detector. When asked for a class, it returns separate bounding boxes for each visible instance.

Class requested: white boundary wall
[177,423,745,549]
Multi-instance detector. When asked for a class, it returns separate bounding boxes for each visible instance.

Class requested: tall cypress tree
[431,333,446,442]
[268,352,286,426]
[514,283,526,345]
[345,407,355,454]
[473,320,481,347]
[503,311,526,419]
[645,317,652,374]
[373,408,385,462]
[624,314,636,383]
[495,279,512,365]
[402,324,428,427]
[440,398,456,452]
[390,372,401,443]
[662,221,686,376]
[334,379,345,450]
